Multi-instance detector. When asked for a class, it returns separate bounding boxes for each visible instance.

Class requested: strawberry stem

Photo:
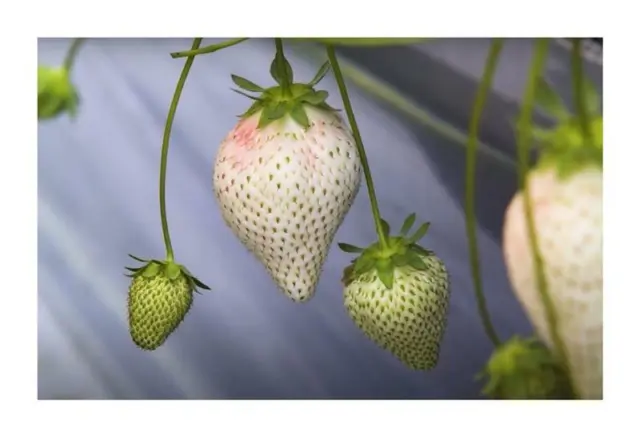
[326,45,389,250]
[63,38,86,72]
[517,38,577,398]
[465,38,504,348]
[570,39,596,150]
[159,37,203,261]
[170,38,248,59]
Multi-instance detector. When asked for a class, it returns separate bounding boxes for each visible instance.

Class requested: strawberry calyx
[230,54,338,130]
[526,77,602,179]
[124,254,211,294]
[339,213,434,289]
[38,65,80,120]
[476,336,574,399]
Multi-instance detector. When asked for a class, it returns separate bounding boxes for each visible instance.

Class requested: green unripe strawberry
[38,65,80,120]
[125,254,211,351]
[478,336,574,399]
[340,215,451,370]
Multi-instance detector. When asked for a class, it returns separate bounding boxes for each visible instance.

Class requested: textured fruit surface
[214,106,361,302]
[128,274,194,350]
[503,166,602,399]
[344,252,450,370]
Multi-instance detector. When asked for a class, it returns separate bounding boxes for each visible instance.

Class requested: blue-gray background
[37,38,600,400]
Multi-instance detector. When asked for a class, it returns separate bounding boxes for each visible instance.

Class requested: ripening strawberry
[340,216,451,370]
[502,79,603,399]
[125,255,210,351]
[213,56,362,302]
[478,336,574,399]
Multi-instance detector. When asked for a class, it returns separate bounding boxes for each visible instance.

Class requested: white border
[2,0,633,435]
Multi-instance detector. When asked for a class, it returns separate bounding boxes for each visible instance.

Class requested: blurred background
[37,38,603,400]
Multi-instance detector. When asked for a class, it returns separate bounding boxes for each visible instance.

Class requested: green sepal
[400,213,417,236]
[231,74,264,92]
[407,222,430,244]
[375,258,395,289]
[380,219,391,238]
[339,214,435,289]
[290,103,310,129]
[125,254,212,293]
[307,61,330,87]
[299,90,329,105]
[338,242,364,253]
[128,254,149,263]
[270,56,294,87]
[143,262,162,277]
[166,262,181,280]
[231,89,262,101]
[535,78,571,121]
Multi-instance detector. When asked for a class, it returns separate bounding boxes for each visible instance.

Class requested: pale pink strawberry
[213,59,362,302]
[502,82,603,399]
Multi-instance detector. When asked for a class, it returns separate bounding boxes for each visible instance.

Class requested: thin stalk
[170,38,247,59]
[63,38,86,72]
[326,46,389,250]
[517,38,577,397]
[570,39,595,148]
[160,37,203,261]
[465,38,504,348]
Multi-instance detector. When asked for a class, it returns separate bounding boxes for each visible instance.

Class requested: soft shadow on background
[37,37,601,399]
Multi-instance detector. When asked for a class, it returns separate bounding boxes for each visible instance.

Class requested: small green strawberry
[213,52,362,303]
[38,65,80,120]
[125,254,211,351]
[340,215,451,370]
[477,336,574,399]
[503,79,603,399]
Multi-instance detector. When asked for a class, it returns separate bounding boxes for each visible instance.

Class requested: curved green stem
[518,38,577,397]
[170,38,247,59]
[63,38,86,72]
[160,37,203,261]
[465,38,504,348]
[570,39,595,148]
[326,46,389,250]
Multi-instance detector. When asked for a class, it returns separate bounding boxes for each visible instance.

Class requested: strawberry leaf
[400,213,417,236]
[290,104,310,129]
[407,222,430,244]
[535,78,570,121]
[231,74,264,92]
[308,61,330,87]
[128,254,149,263]
[338,242,364,253]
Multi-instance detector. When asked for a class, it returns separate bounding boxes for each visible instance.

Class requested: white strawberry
[502,79,603,399]
[213,54,362,302]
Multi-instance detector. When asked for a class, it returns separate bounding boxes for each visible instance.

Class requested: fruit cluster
[38,37,602,400]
